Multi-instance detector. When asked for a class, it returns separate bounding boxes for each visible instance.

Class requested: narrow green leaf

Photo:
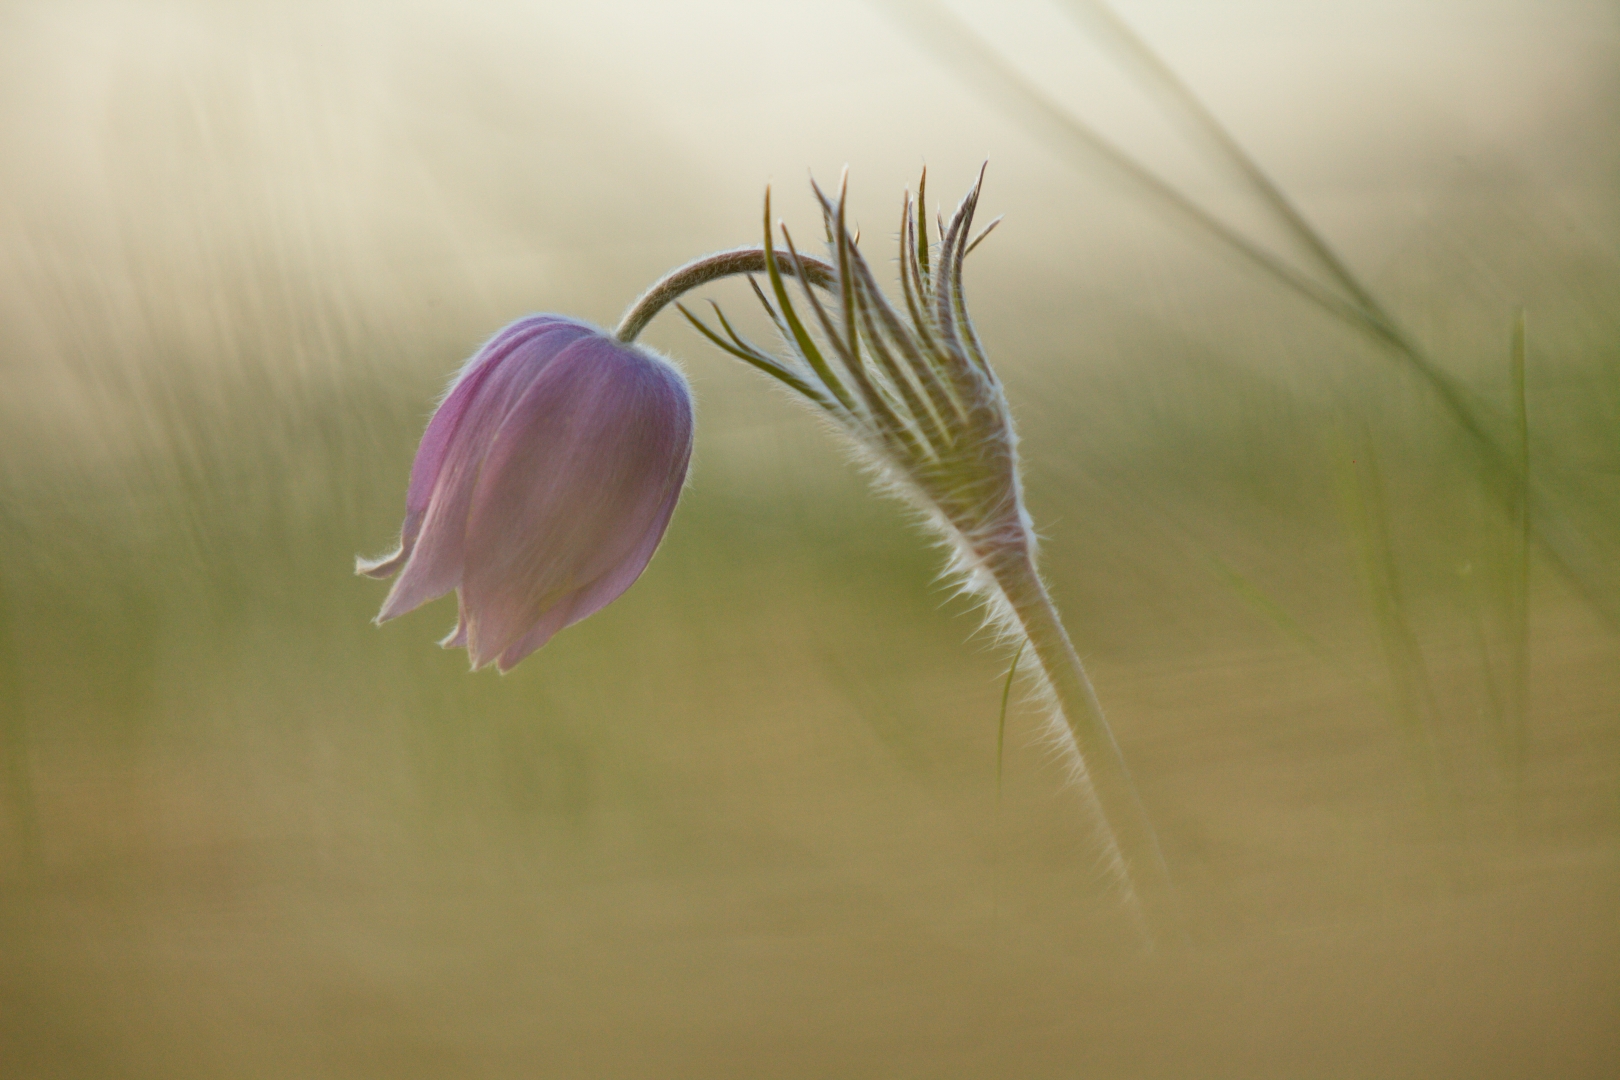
[677,302,830,407]
[762,187,856,413]
[964,214,1003,256]
[1506,309,1531,781]
[916,166,931,291]
[997,638,1026,806]
[780,221,913,454]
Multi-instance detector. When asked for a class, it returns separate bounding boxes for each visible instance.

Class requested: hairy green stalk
[625,170,1174,941]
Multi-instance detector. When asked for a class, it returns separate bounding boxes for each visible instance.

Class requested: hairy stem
[616,247,835,343]
[990,547,1174,941]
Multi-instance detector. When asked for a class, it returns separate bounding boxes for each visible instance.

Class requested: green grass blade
[1332,425,1445,803]
[996,638,1026,807]
[869,0,1618,630]
[762,188,857,414]
[1507,309,1531,784]
[677,303,831,407]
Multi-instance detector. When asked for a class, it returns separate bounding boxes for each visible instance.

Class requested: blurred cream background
[0,1,1616,1077]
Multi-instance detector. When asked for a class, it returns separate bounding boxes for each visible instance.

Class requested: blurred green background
[1,1,1616,1076]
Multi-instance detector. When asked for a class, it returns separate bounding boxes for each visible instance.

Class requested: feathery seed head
[682,166,1032,596]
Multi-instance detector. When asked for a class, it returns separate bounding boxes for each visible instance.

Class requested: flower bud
[359,315,694,672]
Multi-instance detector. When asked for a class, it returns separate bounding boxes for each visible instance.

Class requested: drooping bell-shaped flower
[358,315,693,672]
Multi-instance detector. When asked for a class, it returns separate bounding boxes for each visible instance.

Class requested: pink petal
[362,319,577,585]
[355,509,424,579]
[489,484,684,673]
[377,320,594,621]
[492,601,576,673]
[439,599,469,648]
[554,469,685,629]
[460,337,693,663]
[405,316,574,515]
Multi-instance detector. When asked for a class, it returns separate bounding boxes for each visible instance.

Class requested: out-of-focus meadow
[1,0,1616,1075]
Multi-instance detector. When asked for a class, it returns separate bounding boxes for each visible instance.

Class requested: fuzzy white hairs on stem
[617,167,1175,942]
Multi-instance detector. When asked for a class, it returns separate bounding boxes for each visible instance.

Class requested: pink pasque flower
[358,315,694,672]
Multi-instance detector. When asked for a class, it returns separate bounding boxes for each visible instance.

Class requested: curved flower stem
[615,246,836,343]
[990,547,1176,943]
[622,224,1176,942]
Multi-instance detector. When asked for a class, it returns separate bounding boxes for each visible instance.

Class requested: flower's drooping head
[359,316,693,672]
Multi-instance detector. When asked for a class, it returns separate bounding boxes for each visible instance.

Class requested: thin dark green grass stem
[1460,561,1510,777]
[1332,427,1446,806]
[997,638,1026,806]
[991,637,1026,929]
[1054,0,1384,315]
[873,0,1617,629]
[1204,552,1323,660]
[871,0,1381,334]
[1102,479,1325,659]
[1507,310,1531,793]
